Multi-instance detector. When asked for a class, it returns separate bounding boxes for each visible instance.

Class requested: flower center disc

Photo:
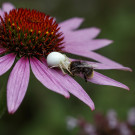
[0,8,64,58]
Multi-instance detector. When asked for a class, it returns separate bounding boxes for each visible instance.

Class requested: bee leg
[70,72,75,77]
[72,73,75,77]
[83,74,88,82]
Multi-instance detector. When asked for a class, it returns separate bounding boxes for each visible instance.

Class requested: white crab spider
[47,52,72,74]
[47,52,97,79]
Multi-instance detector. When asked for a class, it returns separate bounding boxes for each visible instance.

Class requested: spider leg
[49,65,58,68]
[65,66,73,75]
[59,64,67,75]
[61,61,73,75]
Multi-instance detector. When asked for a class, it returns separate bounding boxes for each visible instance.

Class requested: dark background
[0,0,135,135]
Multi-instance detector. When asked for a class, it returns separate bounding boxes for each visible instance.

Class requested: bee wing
[75,63,97,68]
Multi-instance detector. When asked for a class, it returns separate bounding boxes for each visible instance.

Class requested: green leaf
[0,82,7,118]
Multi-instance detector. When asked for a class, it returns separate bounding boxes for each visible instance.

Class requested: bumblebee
[69,61,94,82]
[47,52,95,82]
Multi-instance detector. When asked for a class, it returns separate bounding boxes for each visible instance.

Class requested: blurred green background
[0,0,135,135]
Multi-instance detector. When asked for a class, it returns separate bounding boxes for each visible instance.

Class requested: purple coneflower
[0,3,131,114]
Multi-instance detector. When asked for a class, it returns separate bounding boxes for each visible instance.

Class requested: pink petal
[41,58,95,110]
[0,48,6,54]
[88,71,129,90]
[2,2,15,13]
[64,48,131,71]
[30,57,70,98]
[63,39,113,52]
[7,57,30,114]
[57,70,95,110]
[63,28,101,42]
[82,60,131,71]
[92,63,131,71]
[0,53,16,76]
[59,17,84,32]
[88,52,132,71]
[86,39,113,51]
